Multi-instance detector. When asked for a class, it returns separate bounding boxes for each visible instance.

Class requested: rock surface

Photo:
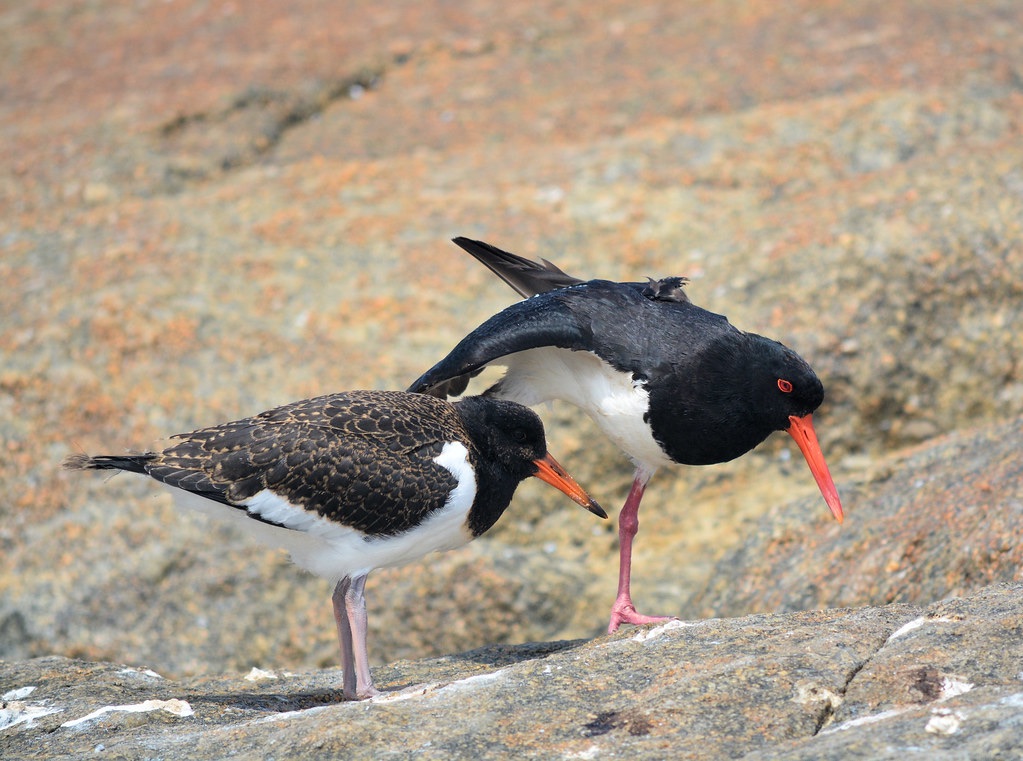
[686,414,1023,618]
[2,0,1023,757]
[4,582,1023,759]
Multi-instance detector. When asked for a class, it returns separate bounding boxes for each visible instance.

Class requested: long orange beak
[532,452,607,519]
[786,414,844,523]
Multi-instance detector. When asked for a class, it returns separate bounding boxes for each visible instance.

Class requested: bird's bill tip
[786,414,844,523]
[532,453,607,519]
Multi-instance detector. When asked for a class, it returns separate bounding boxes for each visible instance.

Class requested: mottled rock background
[2,0,1022,712]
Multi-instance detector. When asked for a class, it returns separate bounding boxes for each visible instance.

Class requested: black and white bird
[65,389,604,700]
[409,238,844,633]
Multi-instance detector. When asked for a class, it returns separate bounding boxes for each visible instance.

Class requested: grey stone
[3,584,1021,759]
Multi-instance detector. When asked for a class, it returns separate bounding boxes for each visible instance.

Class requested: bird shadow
[175,639,589,714]
[177,686,349,713]
[376,638,589,694]
[444,638,587,667]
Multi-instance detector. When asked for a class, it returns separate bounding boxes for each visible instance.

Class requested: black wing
[409,289,591,397]
[408,279,711,398]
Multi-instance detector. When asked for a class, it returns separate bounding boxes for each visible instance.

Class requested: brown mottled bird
[65,390,604,700]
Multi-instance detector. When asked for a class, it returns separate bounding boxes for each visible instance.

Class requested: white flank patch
[169,441,477,583]
[500,347,673,471]
[61,699,193,728]
[433,441,477,516]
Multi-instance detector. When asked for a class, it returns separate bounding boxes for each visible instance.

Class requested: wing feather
[409,292,591,397]
[147,392,466,536]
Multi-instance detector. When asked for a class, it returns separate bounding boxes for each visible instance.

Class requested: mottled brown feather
[144,391,471,536]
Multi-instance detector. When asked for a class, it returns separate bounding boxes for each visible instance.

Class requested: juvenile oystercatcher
[410,238,844,633]
[64,389,604,700]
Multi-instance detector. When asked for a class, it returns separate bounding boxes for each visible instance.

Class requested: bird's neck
[465,460,518,537]
[647,337,775,465]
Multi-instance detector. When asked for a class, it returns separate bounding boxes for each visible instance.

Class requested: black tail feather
[452,237,582,297]
[63,453,155,475]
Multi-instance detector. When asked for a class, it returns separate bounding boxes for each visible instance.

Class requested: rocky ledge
[3,580,1022,760]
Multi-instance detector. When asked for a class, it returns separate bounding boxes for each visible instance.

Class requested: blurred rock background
[2,0,1021,677]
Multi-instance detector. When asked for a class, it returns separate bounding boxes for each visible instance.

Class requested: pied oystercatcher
[409,238,844,633]
[65,389,605,699]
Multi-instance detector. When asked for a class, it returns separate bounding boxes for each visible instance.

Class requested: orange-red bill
[786,414,844,523]
[532,452,608,519]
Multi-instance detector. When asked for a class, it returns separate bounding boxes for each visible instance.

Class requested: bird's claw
[607,599,676,634]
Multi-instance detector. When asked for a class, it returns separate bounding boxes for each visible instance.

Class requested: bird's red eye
[777,378,793,393]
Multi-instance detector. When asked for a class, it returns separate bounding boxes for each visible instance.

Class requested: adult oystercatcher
[409,238,844,633]
[64,389,604,700]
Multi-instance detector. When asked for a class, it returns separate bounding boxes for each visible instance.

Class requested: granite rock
[3,583,1022,760]
[685,415,1023,618]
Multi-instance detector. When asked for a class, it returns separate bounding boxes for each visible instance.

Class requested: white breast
[497,347,674,473]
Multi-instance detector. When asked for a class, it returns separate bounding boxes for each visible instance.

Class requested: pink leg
[332,579,358,699]
[607,469,675,633]
[343,574,379,699]
[332,575,379,700]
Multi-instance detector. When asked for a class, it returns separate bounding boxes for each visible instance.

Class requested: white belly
[169,441,478,584]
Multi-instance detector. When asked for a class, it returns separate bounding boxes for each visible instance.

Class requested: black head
[746,335,825,432]
[745,334,844,523]
[648,330,841,519]
[452,396,604,535]
[645,331,826,466]
[453,396,549,481]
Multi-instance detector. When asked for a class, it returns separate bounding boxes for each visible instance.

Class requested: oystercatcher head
[409,238,844,632]
[65,389,604,699]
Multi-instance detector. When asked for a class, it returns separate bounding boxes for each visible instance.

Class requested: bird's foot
[343,684,381,701]
[607,599,675,634]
